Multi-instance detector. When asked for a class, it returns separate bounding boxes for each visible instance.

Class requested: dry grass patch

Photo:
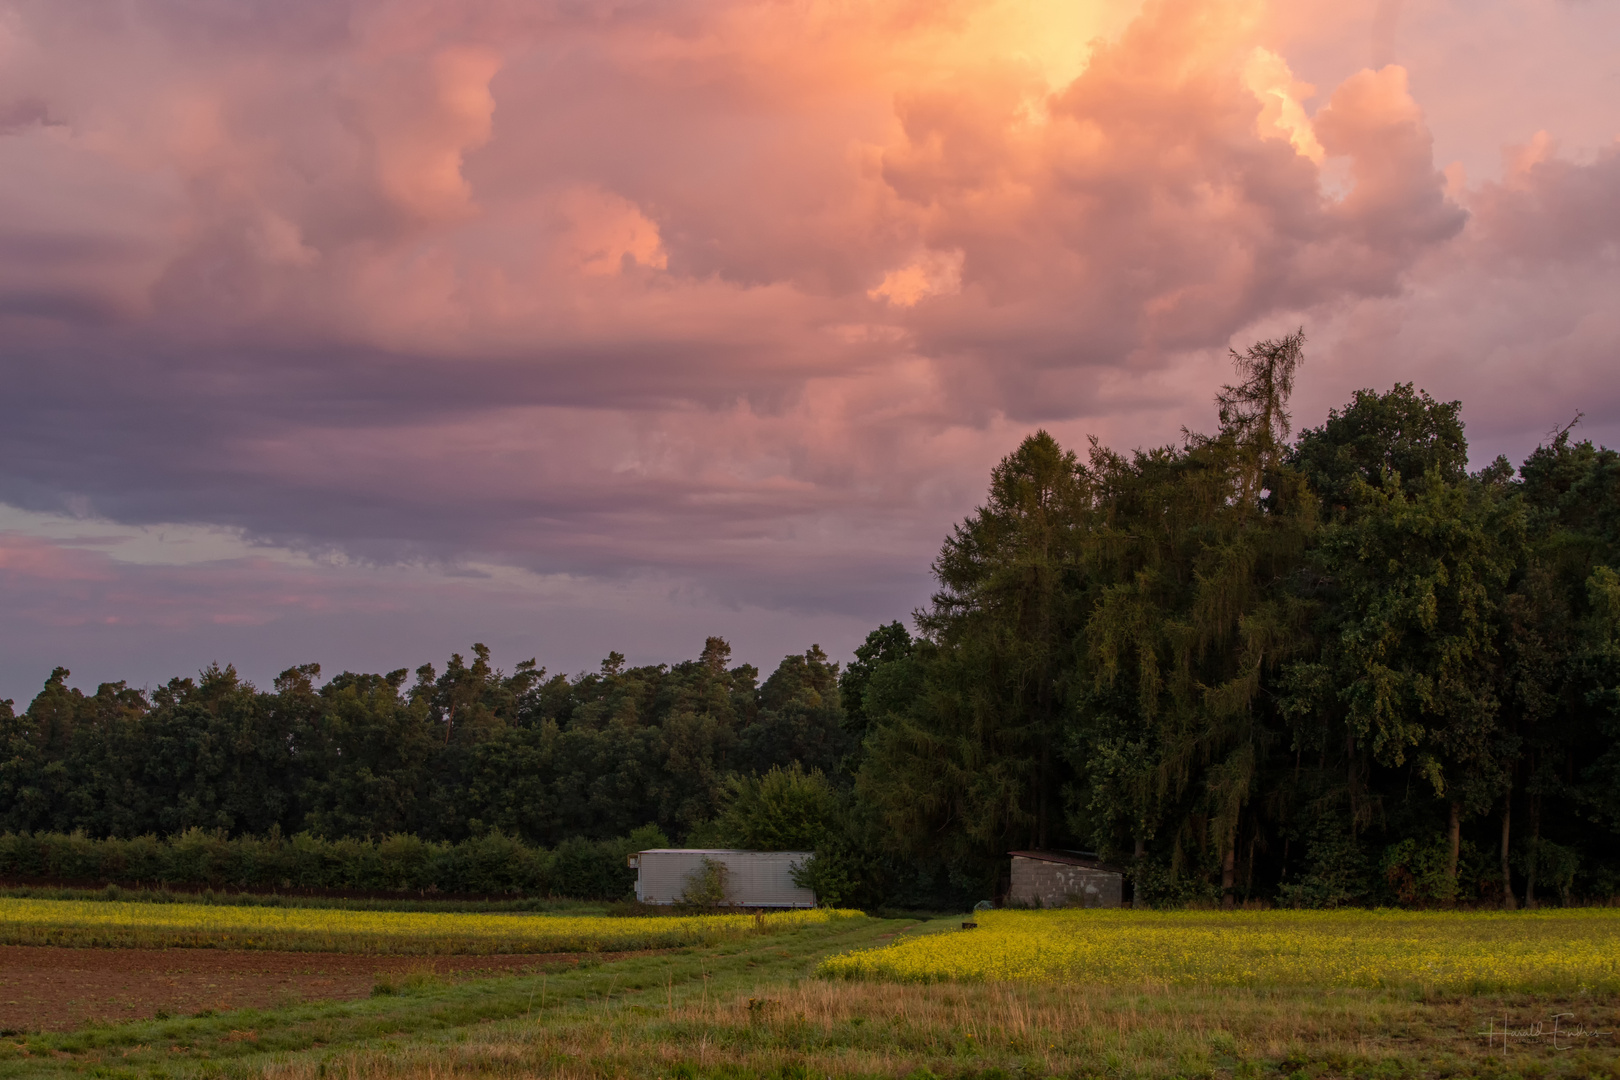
[262,976,1620,1079]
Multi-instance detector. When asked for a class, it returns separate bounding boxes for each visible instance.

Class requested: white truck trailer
[627,848,816,908]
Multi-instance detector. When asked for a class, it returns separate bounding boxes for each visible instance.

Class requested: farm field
[0,903,1615,1079]
[0,897,850,954]
[0,944,589,1034]
[821,908,1620,992]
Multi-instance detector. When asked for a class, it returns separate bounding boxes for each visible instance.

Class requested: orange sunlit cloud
[0,0,1617,691]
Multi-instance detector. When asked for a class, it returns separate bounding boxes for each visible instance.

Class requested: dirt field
[0,945,602,1033]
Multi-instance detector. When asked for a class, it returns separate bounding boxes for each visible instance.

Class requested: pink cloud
[0,533,399,630]
[0,534,114,583]
[0,0,1614,690]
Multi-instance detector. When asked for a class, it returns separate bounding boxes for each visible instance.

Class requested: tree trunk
[1446,801,1461,903]
[1501,798,1516,910]
[1038,732,1049,850]
[1132,837,1146,910]
[1346,734,1358,835]
[1221,837,1237,910]
[1526,795,1540,908]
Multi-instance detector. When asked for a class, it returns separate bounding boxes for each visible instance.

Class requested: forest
[3,332,1618,909]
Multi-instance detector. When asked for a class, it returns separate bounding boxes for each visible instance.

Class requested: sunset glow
[1,0,1616,692]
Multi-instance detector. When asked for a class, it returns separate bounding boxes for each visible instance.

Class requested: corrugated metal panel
[633,849,816,908]
[1008,854,1122,908]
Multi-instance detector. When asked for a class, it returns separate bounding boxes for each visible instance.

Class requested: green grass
[1,913,1617,1079]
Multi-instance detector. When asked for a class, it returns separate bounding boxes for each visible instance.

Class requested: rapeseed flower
[817,908,1620,992]
[0,898,856,954]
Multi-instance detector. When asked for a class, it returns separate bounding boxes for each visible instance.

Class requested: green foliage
[1276,820,1372,909]
[553,825,669,901]
[0,637,838,853]
[1304,464,1520,808]
[1130,859,1221,909]
[679,856,732,906]
[855,342,1620,908]
[1381,836,1470,907]
[1291,382,1468,513]
[739,646,851,778]
[1515,836,1581,906]
[713,765,842,851]
[0,826,663,899]
[708,764,875,907]
[839,622,915,748]
[859,430,1092,892]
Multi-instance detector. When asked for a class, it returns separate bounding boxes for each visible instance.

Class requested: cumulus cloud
[869,249,965,307]
[1243,47,1324,163]
[0,0,1614,690]
[1292,131,1620,460]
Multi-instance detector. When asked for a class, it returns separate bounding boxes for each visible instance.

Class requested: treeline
[0,826,665,899]
[4,332,1619,909]
[0,640,846,846]
[847,333,1620,908]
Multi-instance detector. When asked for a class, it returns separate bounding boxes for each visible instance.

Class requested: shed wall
[634,850,815,908]
[1008,856,1122,909]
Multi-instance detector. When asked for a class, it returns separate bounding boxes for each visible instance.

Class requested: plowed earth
[0,945,616,1033]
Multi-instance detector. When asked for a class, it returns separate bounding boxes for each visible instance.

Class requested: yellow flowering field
[819,908,1620,992]
[0,897,857,954]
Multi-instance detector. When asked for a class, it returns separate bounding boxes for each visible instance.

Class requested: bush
[1515,837,1581,906]
[1381,835,1483,906]
[680,856,731,906]
[551,824,669,901]
[1277,820,1372,909]
[0,827,657,899]
[712,765,842,851]
[1129,859,1221,909]
[436,829,549,894]
[375,833,434,890]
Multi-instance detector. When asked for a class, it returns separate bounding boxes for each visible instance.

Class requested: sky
[1,0,1617,703]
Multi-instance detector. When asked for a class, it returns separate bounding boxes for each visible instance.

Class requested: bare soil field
[0,945,608,1033]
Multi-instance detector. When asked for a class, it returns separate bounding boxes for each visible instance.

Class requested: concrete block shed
[628,849,816,908]
[1007,850,1124,909]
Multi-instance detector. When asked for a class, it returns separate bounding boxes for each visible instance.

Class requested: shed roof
[636,849,811,856]
[1009,850,1124,873]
